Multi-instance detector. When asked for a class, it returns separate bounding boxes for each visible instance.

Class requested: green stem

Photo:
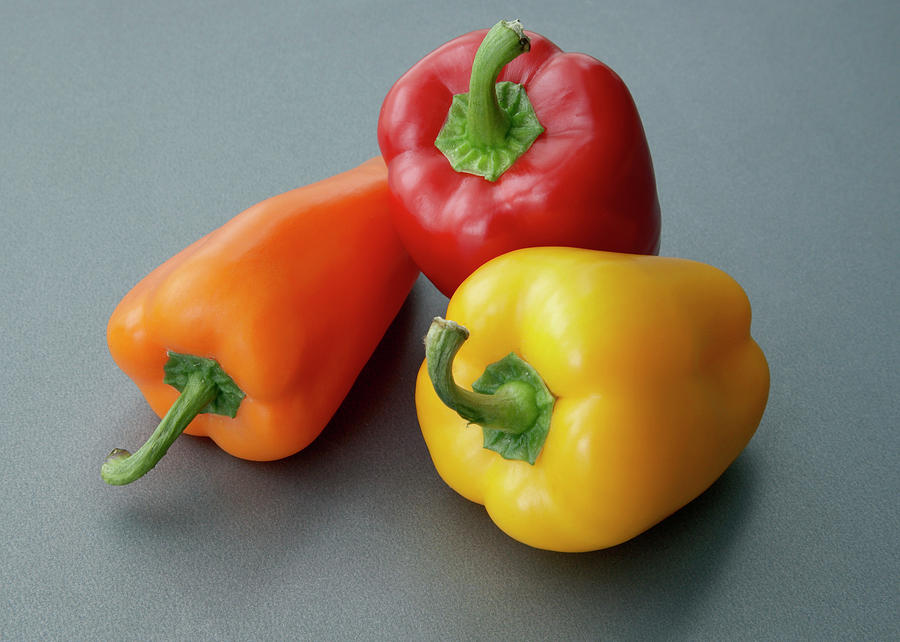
[101,372,217,485]
[466,20,531,148]
[425,317,539,435]
[434,20,543,182]
[101,352,244,486]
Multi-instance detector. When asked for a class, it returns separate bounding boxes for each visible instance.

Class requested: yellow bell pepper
[417,247,769,552]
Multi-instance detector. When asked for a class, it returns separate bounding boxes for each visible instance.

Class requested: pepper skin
[103,157,418,485]
[417,247,769,552]
[378,21,661,296]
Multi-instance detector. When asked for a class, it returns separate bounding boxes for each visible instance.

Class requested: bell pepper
[417,247,769,552]
[377,20,661,296]
[102,157,418,485]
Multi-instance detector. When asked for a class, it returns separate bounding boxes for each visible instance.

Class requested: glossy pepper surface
[417,247,769,552]
[103,157,418,485]
[378,20,660,296]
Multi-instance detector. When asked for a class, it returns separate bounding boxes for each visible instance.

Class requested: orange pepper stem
[101,372,216,485]
[101,352,244,486]
[424,317,555,448]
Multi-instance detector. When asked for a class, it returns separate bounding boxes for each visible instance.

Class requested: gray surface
[1,0,897,639]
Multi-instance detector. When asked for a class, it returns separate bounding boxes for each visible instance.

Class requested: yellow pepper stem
[425,317,555,463]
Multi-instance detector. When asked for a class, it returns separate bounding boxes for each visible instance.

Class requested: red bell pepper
[378,20,661,296]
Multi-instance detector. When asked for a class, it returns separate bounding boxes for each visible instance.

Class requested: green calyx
[435,20,544,182]
[101,352,245,486]
[424,317,555,464]
[162,353,244,417]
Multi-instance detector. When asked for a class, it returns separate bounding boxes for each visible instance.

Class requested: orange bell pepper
[102,157,418,485]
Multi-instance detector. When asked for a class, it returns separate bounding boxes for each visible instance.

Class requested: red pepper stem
[425,317,539,435]
[101,372,217,485]
[466,20,531,148]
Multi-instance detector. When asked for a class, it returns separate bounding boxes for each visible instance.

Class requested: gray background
[1,0,897,639]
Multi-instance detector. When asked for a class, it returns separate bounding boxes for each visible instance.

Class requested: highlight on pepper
[416,246,770,552]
